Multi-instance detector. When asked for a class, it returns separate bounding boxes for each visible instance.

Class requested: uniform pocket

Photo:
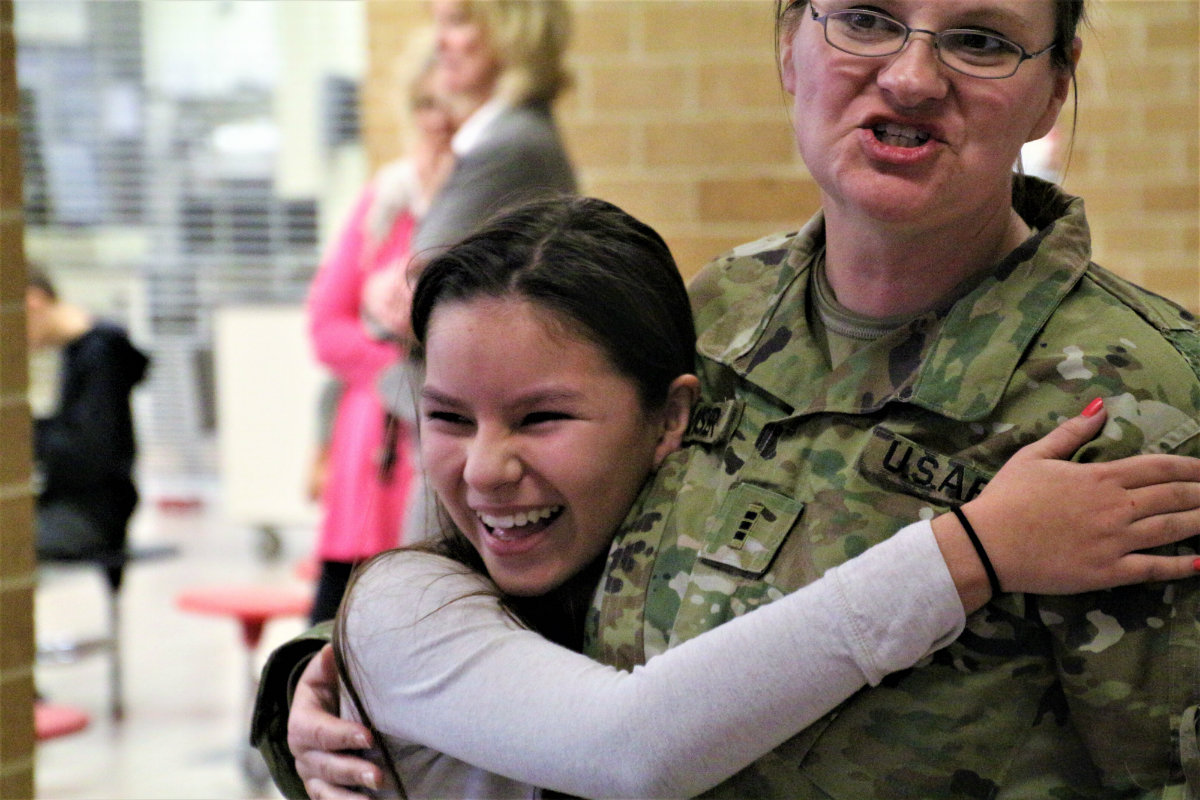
[698,482,804,577]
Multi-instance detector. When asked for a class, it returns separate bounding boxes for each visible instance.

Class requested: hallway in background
[35,478,311,800]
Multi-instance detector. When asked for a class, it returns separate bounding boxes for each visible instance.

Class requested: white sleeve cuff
[826,519,966,685]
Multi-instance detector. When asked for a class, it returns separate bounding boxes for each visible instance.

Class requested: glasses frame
[806,2,1056,80]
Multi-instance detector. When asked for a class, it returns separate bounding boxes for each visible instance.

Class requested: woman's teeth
[873,123,931,148]
[478,506,562,533]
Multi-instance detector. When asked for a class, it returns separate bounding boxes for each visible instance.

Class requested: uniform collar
[697,177,1092,421]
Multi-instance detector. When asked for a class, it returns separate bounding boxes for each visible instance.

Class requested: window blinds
[15,0,362,476]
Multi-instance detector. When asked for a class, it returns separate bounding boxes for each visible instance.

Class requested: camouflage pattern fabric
[586,177,1200,799]
[251,621,334,799]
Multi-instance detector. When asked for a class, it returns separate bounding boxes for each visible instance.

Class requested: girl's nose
[462,430,522,492]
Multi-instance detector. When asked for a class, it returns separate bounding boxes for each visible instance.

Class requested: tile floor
[34,479,316,800]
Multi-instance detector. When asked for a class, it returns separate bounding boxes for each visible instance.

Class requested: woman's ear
[780,29,798,96]
[1030,37,1082,142]
[652,374,701,468]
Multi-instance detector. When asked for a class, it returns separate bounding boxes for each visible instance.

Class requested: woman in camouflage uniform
[585,0,1200,795]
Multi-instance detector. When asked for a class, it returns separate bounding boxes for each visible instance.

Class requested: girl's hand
[290,646,384,800]
[933,400,1200,612]
[361,260,415,342]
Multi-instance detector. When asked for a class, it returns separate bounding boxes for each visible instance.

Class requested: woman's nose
[462,430,522,492]
[876,35,949,107]
[434,26,450,53]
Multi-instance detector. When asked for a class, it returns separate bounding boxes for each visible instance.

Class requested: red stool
[178,585,312,653]
[177,585,312,787]
[35,701,91,741]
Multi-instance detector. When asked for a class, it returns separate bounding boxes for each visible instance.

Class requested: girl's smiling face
[780,0,1075,230]
[419,296,672,597]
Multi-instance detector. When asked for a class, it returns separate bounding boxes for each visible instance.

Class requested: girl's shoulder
[355,549,490,592]
[346,550,501,624]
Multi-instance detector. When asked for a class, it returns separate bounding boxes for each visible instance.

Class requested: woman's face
[431,0,500,101]
[24,287,53,350]
[420,296,669,597]
[411,73,456,145]
[780,0,1075,230]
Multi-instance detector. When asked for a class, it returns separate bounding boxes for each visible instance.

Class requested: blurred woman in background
[364,0,578,565]
[304,34,456,624]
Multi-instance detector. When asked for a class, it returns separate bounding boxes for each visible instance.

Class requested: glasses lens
[826,10,906,55]
[939,31,1022,77]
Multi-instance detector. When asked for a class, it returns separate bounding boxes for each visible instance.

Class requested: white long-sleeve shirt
[339,520,964,799]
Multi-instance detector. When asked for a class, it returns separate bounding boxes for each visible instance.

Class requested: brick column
[0,0,36,796]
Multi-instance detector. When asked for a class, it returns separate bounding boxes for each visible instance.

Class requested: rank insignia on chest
[699,482,804,576]
[859,426,993,506]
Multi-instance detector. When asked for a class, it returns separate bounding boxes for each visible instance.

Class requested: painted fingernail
[1192,557,1200,572]
[1082,397,1104,417]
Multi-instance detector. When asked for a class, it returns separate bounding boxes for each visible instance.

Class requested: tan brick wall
[366,0,1197,307]
[1067,1,1199,312]
[362,1,433,172]
[0,0,35,795]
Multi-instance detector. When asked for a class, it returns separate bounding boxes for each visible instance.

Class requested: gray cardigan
[412,101,576,259]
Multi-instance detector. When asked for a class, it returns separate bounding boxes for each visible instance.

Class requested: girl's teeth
[479,506,561,530]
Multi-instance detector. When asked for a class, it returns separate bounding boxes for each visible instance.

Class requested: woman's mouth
[477,505,564,541]
[872,122,931,148]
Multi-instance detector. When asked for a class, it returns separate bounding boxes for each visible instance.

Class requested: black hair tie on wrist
[952,505,1003,598]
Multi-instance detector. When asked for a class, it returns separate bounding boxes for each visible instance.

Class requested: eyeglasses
[807,3,1056,79]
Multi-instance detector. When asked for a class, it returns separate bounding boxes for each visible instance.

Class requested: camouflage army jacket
[587,178,1200,799]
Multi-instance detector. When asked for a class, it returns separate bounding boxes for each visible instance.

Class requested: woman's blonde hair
[461,0,572,105]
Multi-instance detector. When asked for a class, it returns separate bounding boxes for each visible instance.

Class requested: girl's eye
[521,411,571,426]
[425,410,472,427]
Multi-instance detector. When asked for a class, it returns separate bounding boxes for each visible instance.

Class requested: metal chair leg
[107,583,124,721]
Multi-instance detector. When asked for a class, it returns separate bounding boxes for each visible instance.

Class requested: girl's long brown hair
[332,195,697,798]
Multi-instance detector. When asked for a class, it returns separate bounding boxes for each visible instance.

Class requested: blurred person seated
[26,264,149,563]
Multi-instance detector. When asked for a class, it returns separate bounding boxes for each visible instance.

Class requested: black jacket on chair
[35,321,149,563]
